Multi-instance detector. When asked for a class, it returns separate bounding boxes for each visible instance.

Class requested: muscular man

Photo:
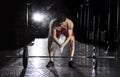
[46,14,76,68]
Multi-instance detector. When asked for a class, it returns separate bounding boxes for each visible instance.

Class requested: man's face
[55,25,62,30]
[60,21,65,27]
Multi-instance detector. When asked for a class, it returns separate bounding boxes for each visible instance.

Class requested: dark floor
[0,38,120,77]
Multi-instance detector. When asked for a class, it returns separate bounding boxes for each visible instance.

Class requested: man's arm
[49,19,56,36]
[53,28,61,46]
[62,22,74,47]
[50,19,61,46]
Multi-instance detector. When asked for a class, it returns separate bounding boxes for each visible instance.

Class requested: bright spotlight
[32,12,45,22]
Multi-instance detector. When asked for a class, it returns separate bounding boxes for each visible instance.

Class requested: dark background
[0,0,119,57]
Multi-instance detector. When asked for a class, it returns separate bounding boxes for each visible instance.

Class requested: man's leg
[68,36,76,68]
[46,36,54,67]
[70,36,75,61]
[48,36,54,61]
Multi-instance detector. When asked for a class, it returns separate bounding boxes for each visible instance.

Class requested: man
[46,14,76,68]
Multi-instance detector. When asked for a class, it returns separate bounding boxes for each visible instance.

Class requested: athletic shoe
[68,61,76,68]
[46,61,54,67]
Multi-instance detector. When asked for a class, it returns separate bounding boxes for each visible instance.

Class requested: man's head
[57,13,66,23]
[54,13,66,26]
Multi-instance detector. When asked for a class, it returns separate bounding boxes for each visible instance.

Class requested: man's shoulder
[50,18,57,23]
[66,18,73,23]
[66,18,74,29]
[50,18,57,26]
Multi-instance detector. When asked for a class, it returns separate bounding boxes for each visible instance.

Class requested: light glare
[32,12,45,22]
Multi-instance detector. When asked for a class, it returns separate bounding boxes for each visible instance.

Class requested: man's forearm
[53,36,61,46]
[63,36,71,47]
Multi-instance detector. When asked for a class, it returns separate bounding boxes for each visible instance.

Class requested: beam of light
[28,39,48,68]
[92,69,96,77]
[31,11,52,29]
[32,12,46,22]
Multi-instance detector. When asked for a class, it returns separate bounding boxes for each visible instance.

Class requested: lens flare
[32,12,45,22]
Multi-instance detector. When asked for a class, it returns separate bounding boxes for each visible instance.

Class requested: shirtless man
[46,14,76,68]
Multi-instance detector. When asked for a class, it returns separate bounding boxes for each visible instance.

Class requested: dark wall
[118,0,120,58]
[0,0,35,50]
[69,0,119,54]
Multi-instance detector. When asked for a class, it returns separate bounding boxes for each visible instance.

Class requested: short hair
[55,13,66,24]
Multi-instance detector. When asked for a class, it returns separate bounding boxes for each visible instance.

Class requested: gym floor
[0,38,120,77]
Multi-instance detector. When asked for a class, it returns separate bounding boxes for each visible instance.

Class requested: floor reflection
[47,67,59,77]
[0,38,119,77]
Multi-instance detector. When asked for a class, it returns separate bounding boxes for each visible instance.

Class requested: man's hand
[60,44,65,54]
